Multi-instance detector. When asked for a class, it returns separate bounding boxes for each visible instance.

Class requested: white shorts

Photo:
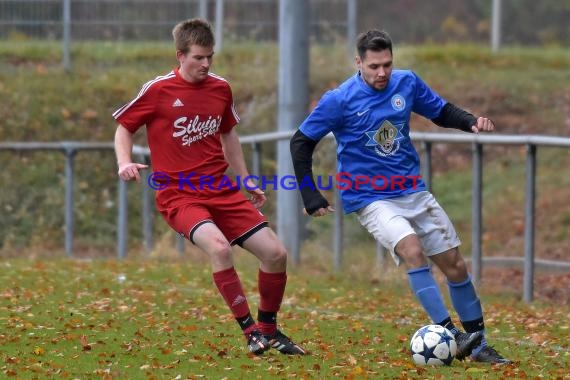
[356,191,461,266]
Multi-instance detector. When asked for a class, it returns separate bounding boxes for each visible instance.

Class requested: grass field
[1,40,569,378]
[1,254,568,379]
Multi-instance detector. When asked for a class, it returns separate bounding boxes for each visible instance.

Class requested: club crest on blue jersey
[365,120,402,156]
[391,94,406,111]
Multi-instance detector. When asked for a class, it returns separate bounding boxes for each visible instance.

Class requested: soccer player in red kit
[113,18,305,356]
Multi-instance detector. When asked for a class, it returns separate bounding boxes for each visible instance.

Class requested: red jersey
[113,68,240,208]
[114,68,239,178]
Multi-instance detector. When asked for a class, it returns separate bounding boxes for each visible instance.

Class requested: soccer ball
[410,324,457,366]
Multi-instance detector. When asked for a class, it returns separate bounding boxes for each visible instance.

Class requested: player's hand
[118,162,148,182]
[303,205,335,217]
[247,188,266,209]
[245,177,266,208]
[471,117,495,134]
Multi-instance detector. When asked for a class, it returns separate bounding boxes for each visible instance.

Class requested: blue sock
[447,276,485,333]
[408,266,450,324]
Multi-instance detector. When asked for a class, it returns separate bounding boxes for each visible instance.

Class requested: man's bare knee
[262,245,288,268]
[400,248,427,268]
[395,235,427,268]
[210,241,232,261]
[431,248,469,281]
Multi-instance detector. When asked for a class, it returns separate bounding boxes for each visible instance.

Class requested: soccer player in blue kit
[290,29,511,364]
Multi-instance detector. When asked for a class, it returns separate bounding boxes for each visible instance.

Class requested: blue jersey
[299,70,446,213]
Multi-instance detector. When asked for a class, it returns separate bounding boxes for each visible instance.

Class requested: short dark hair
[356,29,393,59]
[172,18,214,53]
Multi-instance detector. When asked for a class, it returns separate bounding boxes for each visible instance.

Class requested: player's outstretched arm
[431,103,495,134]
[115,124,148,182]
[290,130,334,217]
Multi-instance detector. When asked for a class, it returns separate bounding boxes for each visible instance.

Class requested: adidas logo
[172,98,184,107]
[231,295,247,307]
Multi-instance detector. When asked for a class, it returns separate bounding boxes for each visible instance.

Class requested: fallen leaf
[80,335,92,351]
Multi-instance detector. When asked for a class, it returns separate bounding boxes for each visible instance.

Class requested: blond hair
[172,18,214,53]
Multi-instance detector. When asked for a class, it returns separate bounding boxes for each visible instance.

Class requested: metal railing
[2,132,570,302]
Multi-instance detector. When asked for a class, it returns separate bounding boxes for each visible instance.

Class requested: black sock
[438,317,459,335]
[461,318,485,333]
[257,310,277,324]
[236,313,255,331]
[257,310,278,336]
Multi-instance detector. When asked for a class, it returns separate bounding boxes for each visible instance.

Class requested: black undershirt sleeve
[290,130,330,215]
[431,102,478,133]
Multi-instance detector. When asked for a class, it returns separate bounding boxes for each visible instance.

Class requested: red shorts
[158,187,268,246]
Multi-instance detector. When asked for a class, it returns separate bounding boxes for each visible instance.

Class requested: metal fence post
[251,142,262,177]
[277,0,309,265]
[421,141,432,192]
[63,147,76,257]
[215,0,224,51]
[62,0,71,71]
[199,0,208,19]
[117,179,128,259]
[176,234,185,255]
[491,0,502,52]
[471,142,483,285]
[523,144,536,302]
[333,187,343,270]
[376,242,386,272]
[140,157,153,255]
[346,0,357,58]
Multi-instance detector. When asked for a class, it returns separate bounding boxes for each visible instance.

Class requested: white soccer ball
[410,324,457,366]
